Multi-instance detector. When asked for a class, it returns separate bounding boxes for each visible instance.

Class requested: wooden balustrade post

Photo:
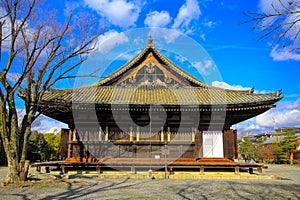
[136,127,140,141]
[130,127,133,142]
[105,126,108,141]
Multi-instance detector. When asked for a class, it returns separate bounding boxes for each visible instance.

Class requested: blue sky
[23,0,300,134]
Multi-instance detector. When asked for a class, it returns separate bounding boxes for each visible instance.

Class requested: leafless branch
[0,0,101,183]
[244,0,300,53]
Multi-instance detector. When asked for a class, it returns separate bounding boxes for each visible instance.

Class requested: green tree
[275,131,299,164]
[267,142,281,164]
[256,138,266,163]
[238,138,258,162]
[27,131,47,162]
[44,131,61,161]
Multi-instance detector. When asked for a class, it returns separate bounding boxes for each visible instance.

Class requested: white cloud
[203,20,215,28]
[46,127,61,134]
[7,72,22,83]
[15,109,67,133]
[172,0,201,32]
[259,0,291,15]
[64,0,83,16]
[200,34,206,41]
[0,8,35,50]
[97,30,129,52]
[32,115,68,133]
[212,81,273,94]
[233,98,300,134]
[270,45,300,61]
[279,99,300,110]
[149,28,181,43]
[212,81,252,90]
[116,50,140,60]
[256,108,300,128]
[192,60,213,76]
[83,0,142,28]
[144,10,171,27]
[283,10,300,39]
[234,119,263,133]
[175,55,187,63]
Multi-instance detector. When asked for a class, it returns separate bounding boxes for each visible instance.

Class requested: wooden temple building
[34,37,283,174]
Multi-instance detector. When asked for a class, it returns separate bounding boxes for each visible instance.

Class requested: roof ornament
[146,35,155,48]
[248,87,254,94]
[276,89,282,97]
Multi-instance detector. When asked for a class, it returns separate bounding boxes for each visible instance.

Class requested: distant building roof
[263,132,300,144]
[263,136,282,144]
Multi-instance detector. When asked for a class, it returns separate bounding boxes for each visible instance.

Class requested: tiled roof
[263,133,300,144]
[39,37,283,107]
[43,85,282,106]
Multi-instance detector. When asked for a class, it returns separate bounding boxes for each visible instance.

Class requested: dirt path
[0,165,299,199]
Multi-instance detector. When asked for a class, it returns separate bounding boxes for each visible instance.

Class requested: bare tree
[0,0,100,184]
[245,0,300,53]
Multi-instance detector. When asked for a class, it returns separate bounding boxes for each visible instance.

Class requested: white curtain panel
[202,131,223,158]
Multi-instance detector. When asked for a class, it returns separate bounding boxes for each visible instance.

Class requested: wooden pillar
[249,168,253,174]
[130,127,133,142]
[161,131,164,142]
[36,165,41,172]
[191,131,195,142]
[105,126,108,141]
[132,145,137,158]
[136,127,140,141]
[84,131,88,141]
[59,129,69,160]
[61,165,65,174]
[131,166,136,174]
[167,127,171,142]
[200,166,204,175]
[98,130,102,141]
[149,145,152,158]
[67,129,72,158]
[233,130,238,159]
[96,165,101,174]
[257,167,262,174]
[194,128,203,158]
[235,166,240,175]
[72,129,77,142]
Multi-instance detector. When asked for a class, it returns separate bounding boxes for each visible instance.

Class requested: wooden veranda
[32,157,264,175]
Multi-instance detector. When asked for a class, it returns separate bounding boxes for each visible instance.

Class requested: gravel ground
[0,164,299,200]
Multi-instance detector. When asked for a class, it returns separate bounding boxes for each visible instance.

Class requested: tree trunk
[290,152,293,165]
[4,153,20,184]
[4,158,30,184]
[19,160,30,182]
